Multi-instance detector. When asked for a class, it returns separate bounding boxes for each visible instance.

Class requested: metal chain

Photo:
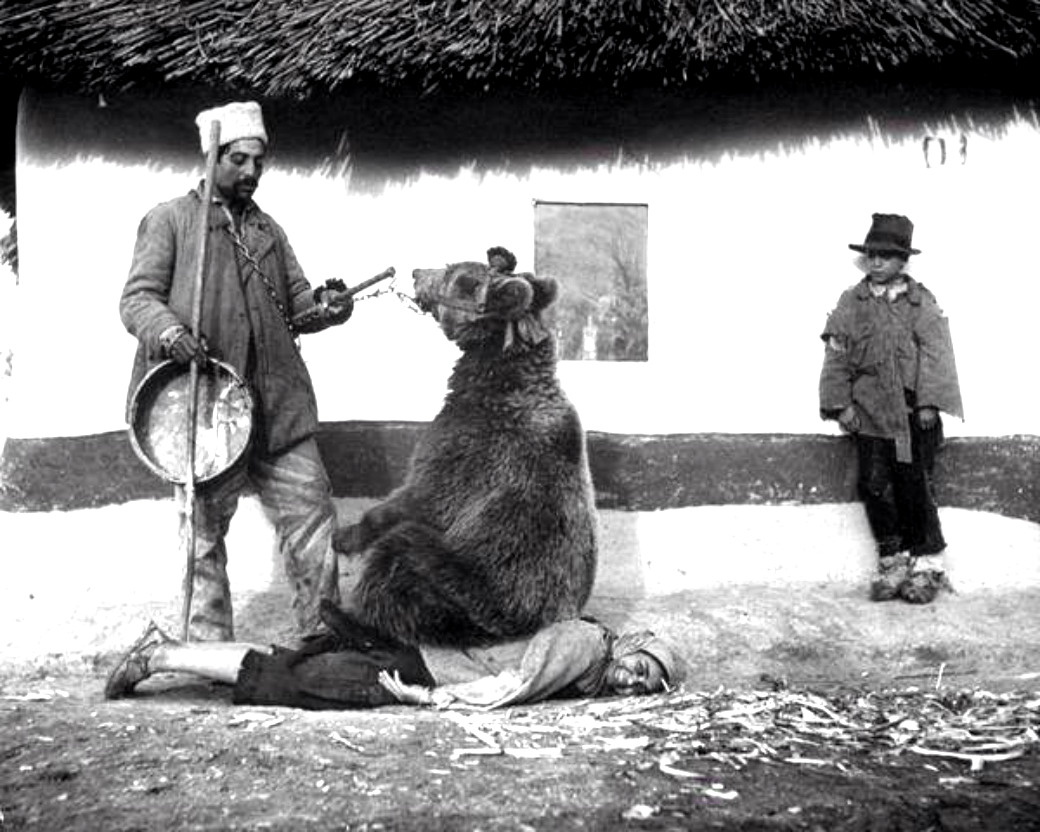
[222,214,299,341]
[391,289,426,314]
[355,278,425,314]
[223,212,426,328]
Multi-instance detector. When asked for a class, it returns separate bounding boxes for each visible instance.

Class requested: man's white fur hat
[194,101,268,152]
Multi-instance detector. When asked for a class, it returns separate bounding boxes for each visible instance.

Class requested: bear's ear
[486,275,535,320]
[525,274,558,313]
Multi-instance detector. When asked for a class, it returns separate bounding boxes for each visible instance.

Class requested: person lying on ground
[104,610,684,710]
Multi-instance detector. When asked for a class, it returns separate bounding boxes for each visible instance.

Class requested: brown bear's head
[412,261,557,350]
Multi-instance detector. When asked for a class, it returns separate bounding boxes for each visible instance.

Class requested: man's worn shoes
[104,620,175,700]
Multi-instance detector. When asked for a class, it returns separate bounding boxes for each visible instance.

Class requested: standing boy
[819,213,962,604]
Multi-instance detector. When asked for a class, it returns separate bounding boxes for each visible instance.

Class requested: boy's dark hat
[849,213,920,256]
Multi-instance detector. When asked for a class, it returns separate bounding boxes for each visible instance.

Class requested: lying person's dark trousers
[233,635,435,710]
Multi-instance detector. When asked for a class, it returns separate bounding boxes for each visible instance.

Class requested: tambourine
[128,359,254,484]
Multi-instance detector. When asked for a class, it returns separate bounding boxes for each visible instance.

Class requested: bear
[329,257,598,647]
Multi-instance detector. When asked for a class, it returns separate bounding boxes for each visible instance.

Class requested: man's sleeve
[119,207,183,351]
[269,222,316,320]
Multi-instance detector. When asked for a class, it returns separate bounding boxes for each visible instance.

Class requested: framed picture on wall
[534,200,648,362]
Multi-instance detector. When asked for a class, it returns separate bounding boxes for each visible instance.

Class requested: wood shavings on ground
[434,686,1040,774]
[328,731,365,752]
[226,711,285,729]
[2,688,71,702]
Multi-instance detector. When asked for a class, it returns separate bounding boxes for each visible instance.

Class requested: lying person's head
[603,630,684,695]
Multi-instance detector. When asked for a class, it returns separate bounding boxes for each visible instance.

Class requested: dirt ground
[3,665,1039,832]
[3,501,1039,830]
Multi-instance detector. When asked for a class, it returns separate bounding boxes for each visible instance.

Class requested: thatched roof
[2,0,1039,98]
[1,0,1038,219]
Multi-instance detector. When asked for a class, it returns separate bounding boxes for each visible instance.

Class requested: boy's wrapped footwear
[898,561,952,607]
[104,620,175,700]
[870,553,910,601]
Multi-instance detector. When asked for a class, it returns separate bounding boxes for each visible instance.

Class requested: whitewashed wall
[0,208,14,443]
[6,101,1040,441]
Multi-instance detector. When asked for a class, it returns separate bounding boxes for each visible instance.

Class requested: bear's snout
[413,263,491,320]
[412,267,446,315]
[412,267,446,289]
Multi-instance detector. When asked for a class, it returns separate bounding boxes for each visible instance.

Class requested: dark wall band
[2,423,1039,523]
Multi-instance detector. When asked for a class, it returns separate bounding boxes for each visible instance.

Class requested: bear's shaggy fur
[331,260,598,647]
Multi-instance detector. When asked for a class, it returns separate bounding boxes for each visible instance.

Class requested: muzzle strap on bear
[503,312,551,351]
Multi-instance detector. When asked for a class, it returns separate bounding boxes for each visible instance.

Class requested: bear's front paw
[332,523,366,555]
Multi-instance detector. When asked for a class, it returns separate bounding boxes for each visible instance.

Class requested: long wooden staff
[182,119,221,641]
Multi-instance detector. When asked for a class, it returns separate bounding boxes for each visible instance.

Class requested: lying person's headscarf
[416,620,684,708]
[610,630,687,687]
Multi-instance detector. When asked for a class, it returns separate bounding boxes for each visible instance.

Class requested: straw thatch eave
[1,0,1039,98]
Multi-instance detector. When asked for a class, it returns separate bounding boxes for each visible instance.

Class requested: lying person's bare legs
[151,641,270,683]
[105,621,272,699]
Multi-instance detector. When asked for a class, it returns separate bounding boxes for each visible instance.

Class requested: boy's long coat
[819,277,963,461]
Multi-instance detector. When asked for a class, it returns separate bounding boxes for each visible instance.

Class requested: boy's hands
[916,406,939,429]
[837,404,861,434]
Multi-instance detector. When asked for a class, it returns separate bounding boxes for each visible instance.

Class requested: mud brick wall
[3,424,1039,523]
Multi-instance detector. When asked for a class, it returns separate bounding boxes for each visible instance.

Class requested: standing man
[819,213,963,604]
[120,101,355,641]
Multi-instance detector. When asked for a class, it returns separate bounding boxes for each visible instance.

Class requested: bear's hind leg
[318,598,404,652]
[352,521,497,647]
